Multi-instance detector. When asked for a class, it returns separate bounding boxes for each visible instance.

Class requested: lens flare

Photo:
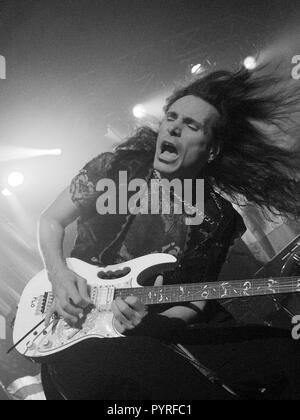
[1,188,13,197]
[191,64,204,74]
[133,104,147,119]
[243,56,257,70]
[7,172,25,188]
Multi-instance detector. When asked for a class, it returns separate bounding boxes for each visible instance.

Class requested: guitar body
[13,253,177,362]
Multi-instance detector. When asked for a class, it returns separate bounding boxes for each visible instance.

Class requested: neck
[114,275,300,305]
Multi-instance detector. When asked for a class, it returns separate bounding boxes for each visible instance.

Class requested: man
[39,67,300,400]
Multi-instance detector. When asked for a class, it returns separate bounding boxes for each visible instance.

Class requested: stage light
[7,172,24,188]
[43,148,62,156]
[191,64,204,74]
[26,148,62,157]
[133,104,147,119]
[1,188,13,197]
[243,56,257,70]
[0,146,62,161]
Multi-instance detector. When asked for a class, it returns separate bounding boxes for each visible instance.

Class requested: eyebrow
[166,111,205,130]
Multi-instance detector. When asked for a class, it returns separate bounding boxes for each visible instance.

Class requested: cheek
[183,140,209,166]
[184,152,202,166]
[157,122,167,137]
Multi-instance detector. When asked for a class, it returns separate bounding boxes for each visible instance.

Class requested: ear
[208,151,215,163]
[208,143,221,163]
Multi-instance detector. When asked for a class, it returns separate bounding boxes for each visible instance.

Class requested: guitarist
[39,66,300,400]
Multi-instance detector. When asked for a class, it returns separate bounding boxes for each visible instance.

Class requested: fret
[113,276,300,306]
[252,278,281,296]
[177,285,187,302]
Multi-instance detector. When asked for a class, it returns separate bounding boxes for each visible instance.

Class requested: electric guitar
[13,253,300,361]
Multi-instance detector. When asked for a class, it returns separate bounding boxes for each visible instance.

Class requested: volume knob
[42,339,53,349]
[27,343,36,351]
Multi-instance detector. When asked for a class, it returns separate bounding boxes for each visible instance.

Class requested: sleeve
[69,152,114,210]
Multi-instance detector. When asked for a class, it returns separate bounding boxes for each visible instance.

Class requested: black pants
[41,325,300,400]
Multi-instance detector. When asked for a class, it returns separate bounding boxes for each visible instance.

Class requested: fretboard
[114,276,300,305]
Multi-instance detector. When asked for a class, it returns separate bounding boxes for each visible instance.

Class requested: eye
[187,124,199,131]
[166,112,176,121]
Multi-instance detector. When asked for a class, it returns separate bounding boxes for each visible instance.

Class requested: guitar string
[43,277,300,302]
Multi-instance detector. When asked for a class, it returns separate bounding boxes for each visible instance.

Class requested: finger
[125,295,146,314]
[68,287,89,309]
[76,277,92,307]
[114,297,136,321]
[62,280,89,309]
[55,303,78,325]
[45,305,56,327]
[113,318,126,335]
[154,275,164,286]
[60,299,83,317]
[112,300,135,329]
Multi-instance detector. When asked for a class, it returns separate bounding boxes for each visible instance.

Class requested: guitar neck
[115,276,300,305]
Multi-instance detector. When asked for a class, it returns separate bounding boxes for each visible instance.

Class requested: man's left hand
[112,275,163,334]
[112,296,148,334]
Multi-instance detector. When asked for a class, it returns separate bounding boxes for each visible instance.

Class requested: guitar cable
[169,342,239,398]
[7,318,48,355]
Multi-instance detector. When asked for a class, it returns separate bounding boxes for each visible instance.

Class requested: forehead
[168,95,219,126]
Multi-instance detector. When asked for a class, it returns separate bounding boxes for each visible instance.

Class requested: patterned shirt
[69,151,245,287]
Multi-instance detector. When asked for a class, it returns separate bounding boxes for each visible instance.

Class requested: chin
[153,157,180,176]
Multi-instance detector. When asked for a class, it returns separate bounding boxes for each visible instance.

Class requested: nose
[168,124,182,137]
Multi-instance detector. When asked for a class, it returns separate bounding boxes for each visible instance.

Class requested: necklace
[152,169,222,226]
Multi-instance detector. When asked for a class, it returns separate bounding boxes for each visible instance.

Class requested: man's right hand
[45,267,92,327]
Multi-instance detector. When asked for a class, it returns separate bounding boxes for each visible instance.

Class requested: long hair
[108,126,157,180]
[114,65,300,220]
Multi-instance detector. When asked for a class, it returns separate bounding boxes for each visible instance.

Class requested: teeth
[161,141,178,155]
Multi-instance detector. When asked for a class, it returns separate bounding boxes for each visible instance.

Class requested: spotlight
[0,146,63,162]
[191,64,204,75]
[1,188,13,197]
[30,148,62,157]
[133,104,147,119]
[44,148,62,156]
[243,56,257,70]
[7,172,24,188]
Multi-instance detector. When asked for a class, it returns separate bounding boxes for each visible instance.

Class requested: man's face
[153,95,220,178]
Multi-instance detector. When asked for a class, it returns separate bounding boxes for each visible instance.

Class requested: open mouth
[159,141,179,163]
